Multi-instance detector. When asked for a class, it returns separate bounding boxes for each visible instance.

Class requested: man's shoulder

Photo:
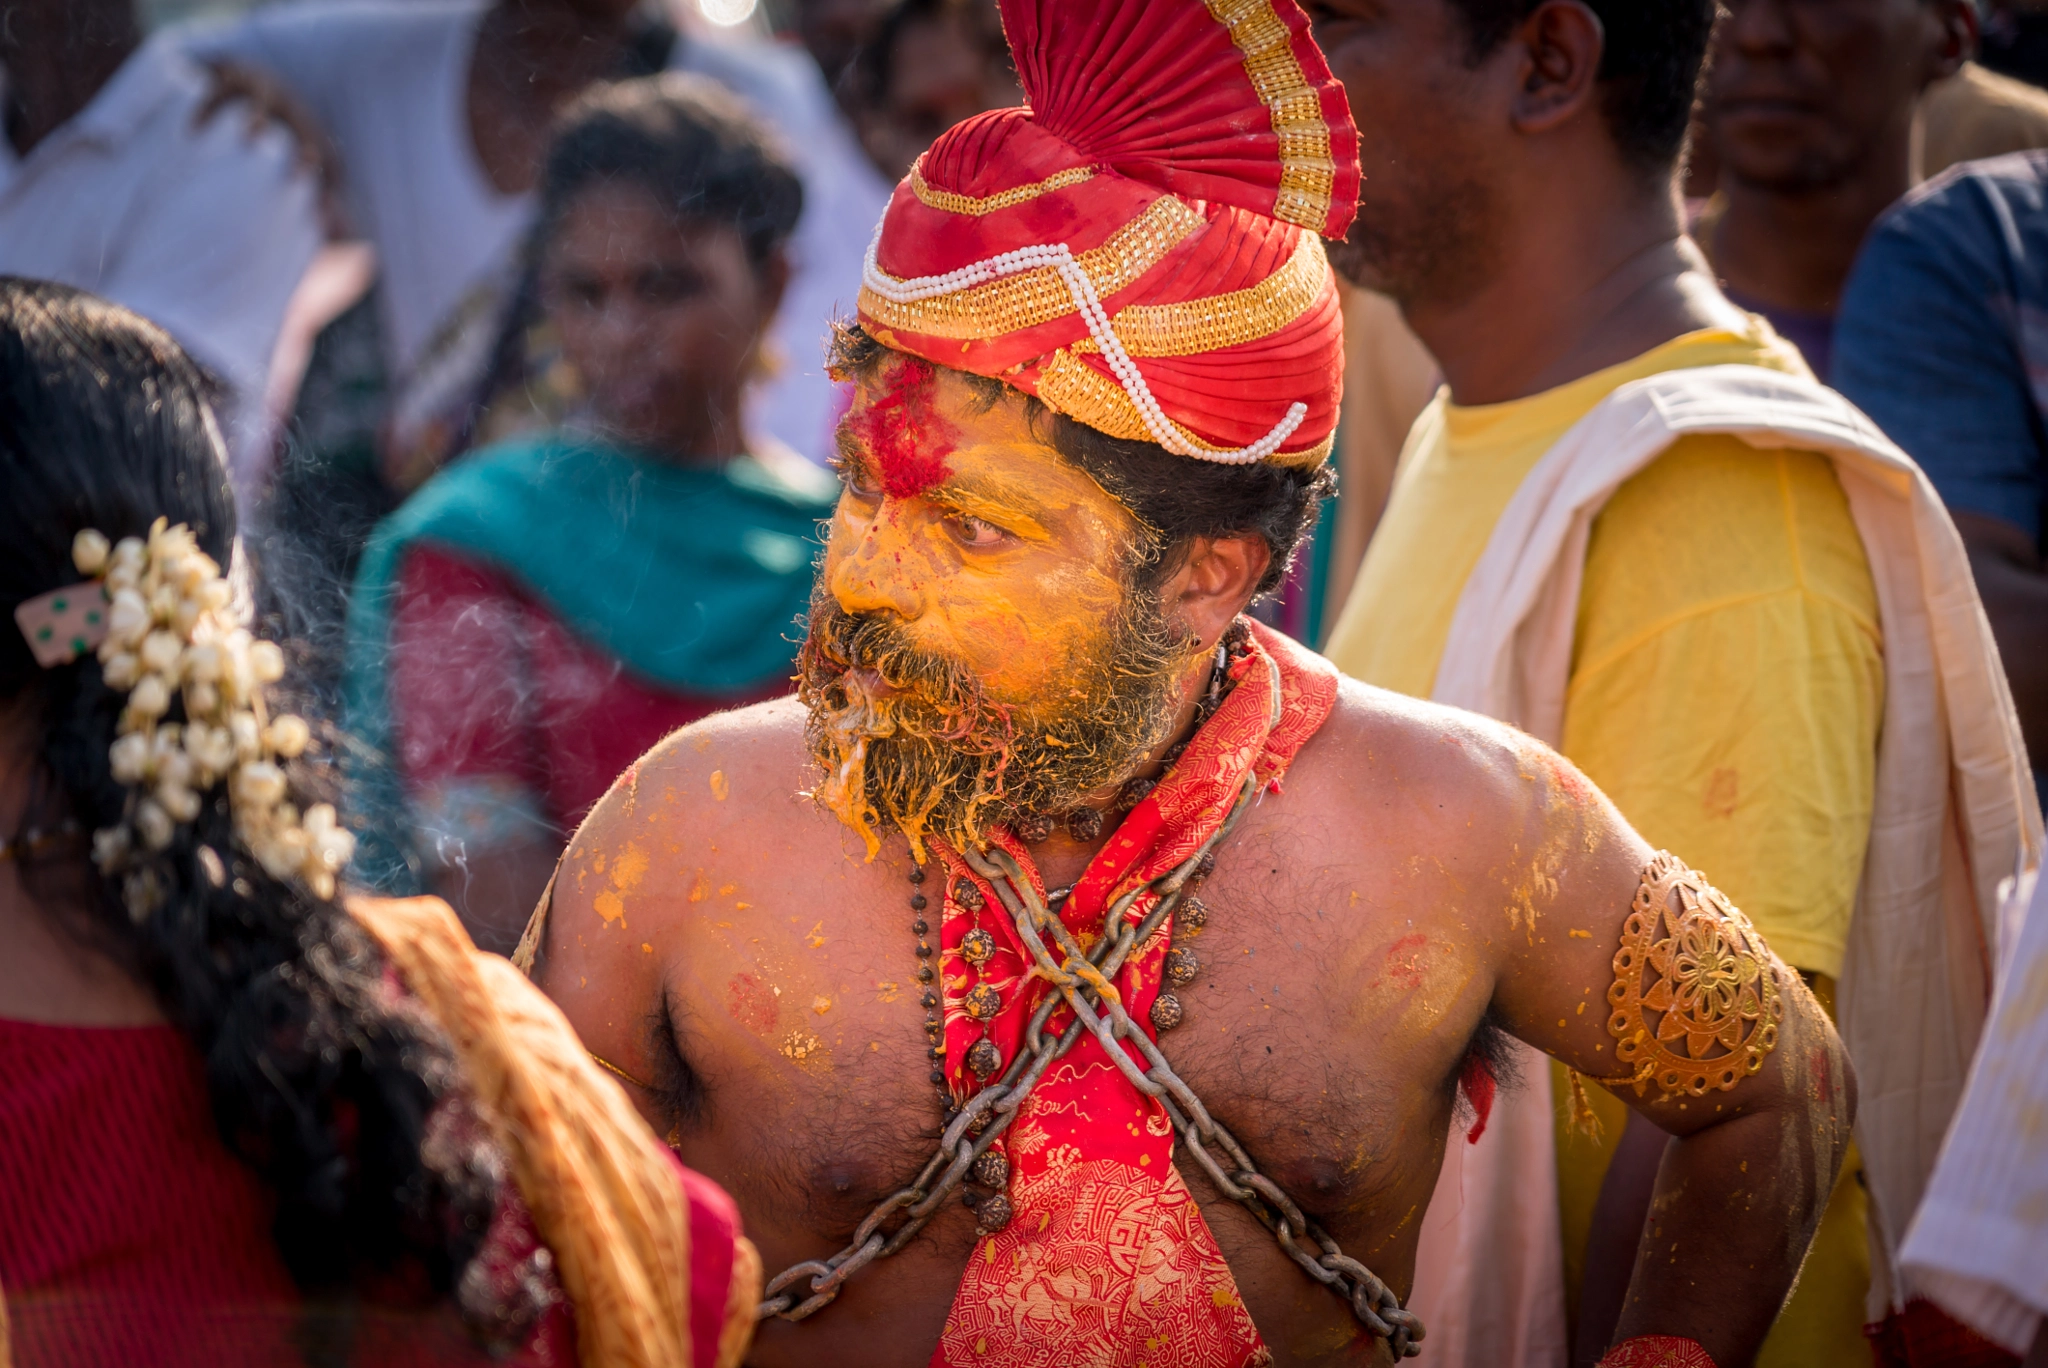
[1583,433,1876,646]
[1867,150,2048,282]
[1296,675,1551,828]
[1925,63,2048,167]
[582,696,814,835]
[549,696,873,944]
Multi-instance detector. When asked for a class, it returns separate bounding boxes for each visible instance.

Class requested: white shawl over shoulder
[1408,364,2042,1364]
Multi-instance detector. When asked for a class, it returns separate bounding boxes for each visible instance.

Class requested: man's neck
[2,3,140,159]
[1023,649,1220,889]
[1400,176,1742,408]
[1711,129,1916,317]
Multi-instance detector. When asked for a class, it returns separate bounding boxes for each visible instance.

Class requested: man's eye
[839,462,882,498]
[949,514,1006,547]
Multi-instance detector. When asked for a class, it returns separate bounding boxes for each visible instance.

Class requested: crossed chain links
[757,779,1425,1357]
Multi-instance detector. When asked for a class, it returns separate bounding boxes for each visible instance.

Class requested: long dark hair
[0,279,523,1356]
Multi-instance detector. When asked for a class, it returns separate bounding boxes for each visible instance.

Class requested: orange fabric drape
[348,894,758,1368]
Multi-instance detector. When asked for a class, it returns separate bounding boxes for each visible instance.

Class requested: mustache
[797,577,1199,861]
[804,603,1008,744]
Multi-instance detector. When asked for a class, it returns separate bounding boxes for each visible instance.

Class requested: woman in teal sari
[347,74,836,950]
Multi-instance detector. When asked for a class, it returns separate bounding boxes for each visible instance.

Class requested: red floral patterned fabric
[1598,1336,1719,1368]
[927,620,1337,1368]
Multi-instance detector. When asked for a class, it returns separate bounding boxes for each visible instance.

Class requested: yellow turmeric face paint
[801,365,1199,857]
[823,368,1139,704]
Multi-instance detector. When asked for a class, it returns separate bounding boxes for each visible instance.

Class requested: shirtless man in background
[526,1,1853,1363]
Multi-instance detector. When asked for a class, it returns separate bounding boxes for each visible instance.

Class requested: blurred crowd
[2,0,2048,1364]
[1,0,1027,944]
[11,0,2038,924]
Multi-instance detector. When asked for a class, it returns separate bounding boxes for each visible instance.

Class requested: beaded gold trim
[1071,230,1327,359]
[1602,852,1786,1099]
[1204,0,1337,231]
[860,194,1202,340]
[909,159,1098,217]
[1037,349,1333,468]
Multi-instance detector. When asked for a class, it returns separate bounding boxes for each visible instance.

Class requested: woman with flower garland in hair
[0,276,759,1368]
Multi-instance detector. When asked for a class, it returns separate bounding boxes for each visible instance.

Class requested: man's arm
[115,61,323,470]
[1489,756,1855,1367]
[1954,509,2048,774]
[526,747,682,1141]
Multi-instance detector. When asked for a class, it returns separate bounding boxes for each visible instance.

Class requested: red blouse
[389,545,783,840]
[0,1017,583,1366]
[0,1015,750,1366]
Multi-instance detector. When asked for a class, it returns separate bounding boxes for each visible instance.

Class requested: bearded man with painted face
[519,2,1851,1365]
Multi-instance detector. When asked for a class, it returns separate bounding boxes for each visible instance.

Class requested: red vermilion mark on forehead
[847,356,955,498]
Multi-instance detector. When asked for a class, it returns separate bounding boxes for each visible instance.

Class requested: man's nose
[828,503,924,620]
[1720,0,1797,55]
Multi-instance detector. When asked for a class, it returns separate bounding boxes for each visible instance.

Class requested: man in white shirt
[1900,866,2048,1365]
[0,0,322,502]
[186,0,889,471]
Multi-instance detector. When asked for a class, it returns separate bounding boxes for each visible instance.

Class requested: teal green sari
[343,432,839,888]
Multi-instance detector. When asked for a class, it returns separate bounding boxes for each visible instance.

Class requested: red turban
[856,0,1361,469]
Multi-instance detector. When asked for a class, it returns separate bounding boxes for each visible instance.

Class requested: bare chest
[666,848,1488,1366]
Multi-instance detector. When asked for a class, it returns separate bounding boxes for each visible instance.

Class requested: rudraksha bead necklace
[905,860,948,1112]
[908,625,1246,1233]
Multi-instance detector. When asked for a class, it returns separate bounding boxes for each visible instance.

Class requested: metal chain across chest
[758,715,1425,1358]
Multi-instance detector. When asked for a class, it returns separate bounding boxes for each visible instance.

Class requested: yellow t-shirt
[1323,320,1882,975]
[1323,321,1884,1362]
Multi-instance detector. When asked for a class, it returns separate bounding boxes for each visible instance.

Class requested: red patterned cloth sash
[927,620,1338,1368]
[1598,1337,1720,1368]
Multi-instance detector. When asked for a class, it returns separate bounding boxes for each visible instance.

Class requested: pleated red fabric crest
[856,0,1360,468]
[1001,0,1358,236]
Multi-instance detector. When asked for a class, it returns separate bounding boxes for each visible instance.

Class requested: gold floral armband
[1601,852,1787,1099]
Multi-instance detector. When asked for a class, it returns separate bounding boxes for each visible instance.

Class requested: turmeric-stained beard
[797,582,1196,860]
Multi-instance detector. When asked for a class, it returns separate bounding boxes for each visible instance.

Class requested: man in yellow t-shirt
[1309,0,1899,1362]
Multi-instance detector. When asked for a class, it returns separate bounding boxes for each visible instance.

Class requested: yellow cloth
[348,894,761,1368]
[1325,321,1882,971]
[1324,321,1881,1361]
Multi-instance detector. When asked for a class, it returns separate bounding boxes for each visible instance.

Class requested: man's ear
[1167,534,1271,652]
[1926,0,1978,86]
[1508,0,1606,136]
